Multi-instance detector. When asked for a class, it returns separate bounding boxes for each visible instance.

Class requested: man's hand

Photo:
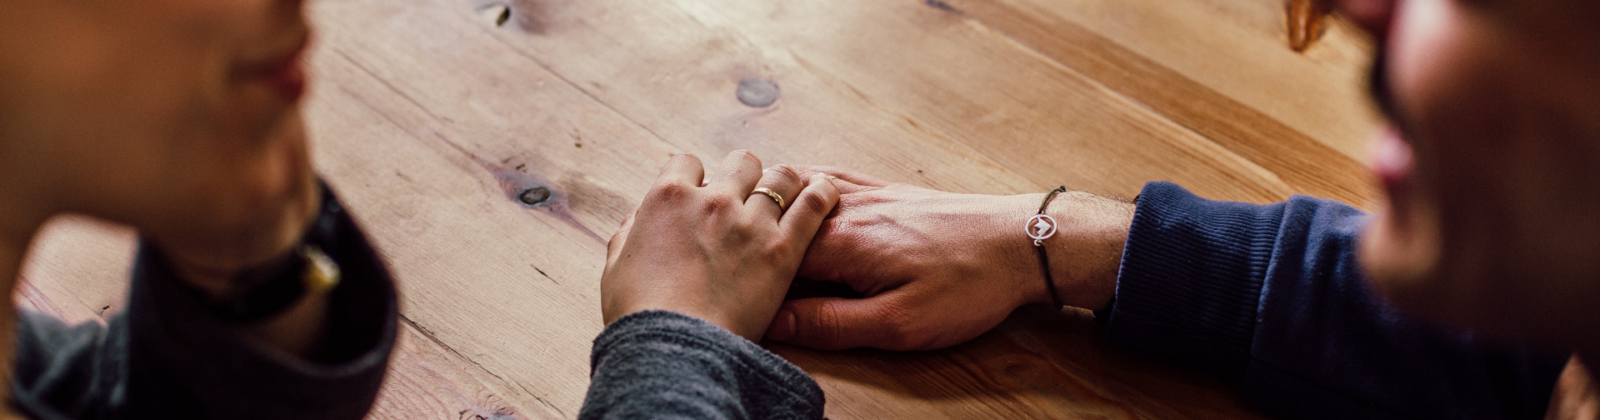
[763,167,1134,351]
[602,152,840,342]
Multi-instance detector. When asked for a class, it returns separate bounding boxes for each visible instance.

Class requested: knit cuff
[1104,181,1284,383]
[583,310,824,420]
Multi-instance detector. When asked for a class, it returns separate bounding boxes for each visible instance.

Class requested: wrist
[978,193,1060,308]
[1044,192,1133,311]
[999,190,1132,311]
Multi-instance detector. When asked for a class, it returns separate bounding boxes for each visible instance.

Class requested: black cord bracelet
[1028,186,1068,309]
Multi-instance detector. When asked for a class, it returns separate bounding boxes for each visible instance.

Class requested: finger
[779,173,840,238]
[764,295,913,350]
[794,213,868,282]
[708,150,764,197]
[787,165,892,188]
[784,169,875,195]
[604,212,637,266]
[655,154,706,188]
[819,176,875,195]
[745,165,806,217]
[790,220,908,299]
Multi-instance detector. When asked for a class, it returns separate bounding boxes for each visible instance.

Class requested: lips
[234,36,310,101]
[1373,126,1414,225]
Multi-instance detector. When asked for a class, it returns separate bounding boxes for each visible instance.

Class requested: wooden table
[16,0,1381,418]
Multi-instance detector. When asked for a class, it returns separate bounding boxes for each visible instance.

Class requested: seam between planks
[399,315,569,418]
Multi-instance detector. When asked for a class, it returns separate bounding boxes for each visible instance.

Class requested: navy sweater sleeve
[580,310,825,420]
[1107,181,1565,420]
[10,184,398,420]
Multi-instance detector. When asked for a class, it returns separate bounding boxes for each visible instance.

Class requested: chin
[1358,201,1459,326]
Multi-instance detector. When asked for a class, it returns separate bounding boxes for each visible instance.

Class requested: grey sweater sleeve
[10,183,399,420]
[580,310,825,420]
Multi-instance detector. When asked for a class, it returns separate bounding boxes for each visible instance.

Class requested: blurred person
[0,0,396,418]
[584,0,1600,418]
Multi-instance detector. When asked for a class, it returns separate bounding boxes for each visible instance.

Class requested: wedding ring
[751,187,787,211]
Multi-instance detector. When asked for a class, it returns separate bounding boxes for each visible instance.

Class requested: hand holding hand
[602,152,841,341]
[764,167,1134,351]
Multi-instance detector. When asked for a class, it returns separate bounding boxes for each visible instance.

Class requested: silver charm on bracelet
[1026,214,1058,246]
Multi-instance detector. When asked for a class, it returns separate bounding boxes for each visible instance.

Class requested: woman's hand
[762,167,1133,351]
[602,151,840,342]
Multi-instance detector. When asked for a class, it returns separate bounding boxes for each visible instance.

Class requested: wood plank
[942,0,1377,206]
[984,0,1383,162]
[369,321,565,420]
[463,0,1307,203]
[781,308,1270,419]
[16,216,134,324]
[659,0,1300,202]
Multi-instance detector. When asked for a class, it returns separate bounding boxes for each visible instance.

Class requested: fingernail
[767,309,796,341]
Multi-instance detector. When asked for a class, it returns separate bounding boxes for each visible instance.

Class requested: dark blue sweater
[580,182,1566,419]
[1108,182,1563,419]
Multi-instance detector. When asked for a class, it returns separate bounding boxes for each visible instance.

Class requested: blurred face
[1351,0,1600,346]
[0,0,314,253]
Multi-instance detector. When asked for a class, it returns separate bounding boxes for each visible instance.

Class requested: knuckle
[767,164,804,185]
[701,191,739,216]
[815,303,845,347]
[793,190,834,215]
[649,181,694,203]
[729,149,761,164]
[668,153,700,166]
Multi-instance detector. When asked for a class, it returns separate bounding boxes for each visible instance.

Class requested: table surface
[15,0,1382,418]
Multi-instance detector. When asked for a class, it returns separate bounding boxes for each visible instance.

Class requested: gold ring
[751,187,786,211]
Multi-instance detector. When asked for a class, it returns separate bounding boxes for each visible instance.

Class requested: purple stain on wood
[430,132,605,245]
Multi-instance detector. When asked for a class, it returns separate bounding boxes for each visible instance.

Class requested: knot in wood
[519,187,552,205]
[735,78,780,108]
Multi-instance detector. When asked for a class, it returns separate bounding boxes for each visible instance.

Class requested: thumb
[765,295,912,350]
[605,212,636,266]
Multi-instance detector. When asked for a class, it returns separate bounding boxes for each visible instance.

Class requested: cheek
[1372,0,1511,323]
[7,1,247,213]
[1376,0,1600,336]
[1387,0,1466,124]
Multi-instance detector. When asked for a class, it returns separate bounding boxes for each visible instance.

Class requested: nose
[1333,0,1398,40]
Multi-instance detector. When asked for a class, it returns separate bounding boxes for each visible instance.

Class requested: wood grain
[13,0,1388,418]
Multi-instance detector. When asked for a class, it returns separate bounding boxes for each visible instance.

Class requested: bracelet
[1027,186,1067,309]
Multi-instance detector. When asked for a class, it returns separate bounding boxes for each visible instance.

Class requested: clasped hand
[602,151,840,341]
[604,155,1131,350]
